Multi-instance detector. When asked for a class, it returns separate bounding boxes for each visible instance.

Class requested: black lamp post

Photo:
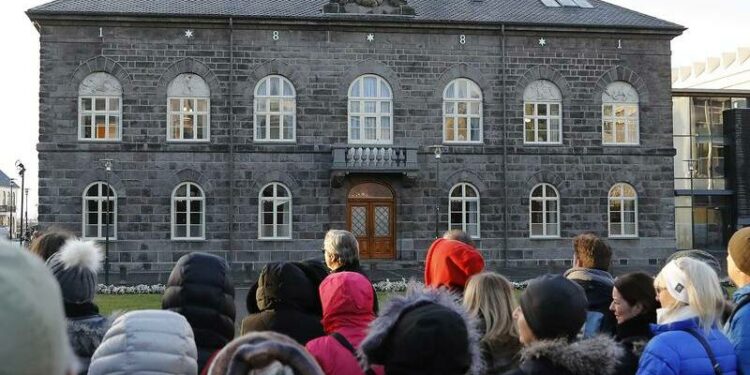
[685,158,697,249]
[24,188,29,238]
[15,160,25,246]
[101,159,113,285]
[430,145,446,238]
[8,178,14,240]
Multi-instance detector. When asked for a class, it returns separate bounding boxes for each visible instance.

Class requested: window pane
[190,212,201,225]
[603,121,613,143]
[197,99,207,112]
[283,115,294,139]
[469,102,480,115]
[175,225,187,238]
[364,77,377,97]
[283,81,293,96]
[445,118,455,141]
[350,100,360,113]
[270,77,280,96]
[364,101,376,113]
[364,117,376,140]
[257,81,267,96]
[380,81,391,98]
[282,99,294,112]
[381,117,391,140]
[82,98,92,111]
[603,105,613,117]
[458,80,467,98]
[546,223,558,236]
[270,115,280,139]
[269,99,280,112]
[349,80,360,97]
[350,117,360,140]
[537,104,547,116]
[531,223,543,236]
[190,225,203,238]
[256,98,267,112]
[470,118,480,141]
[184,100,194,112]
[109,98,119,111]
[256,116,267,139]
[190,200,202,212]
[525,120,535,142]
[550,104,560,116]
[108,116,118,139]
[445,102,455,115]
[95,98,106,111]
[381,102,390,113]
[183,117,194,139]
[197,115,206,139]
[96,116,107,139]
[458,102,467,115]
[262,187,274,197]
[457,118,468,141]
[176,212,187,225]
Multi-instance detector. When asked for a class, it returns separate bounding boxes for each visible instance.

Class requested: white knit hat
[0,240,76,375]
[660,260,690,304]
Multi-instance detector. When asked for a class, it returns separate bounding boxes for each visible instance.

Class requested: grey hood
[520,335,623,375]
[564,268,614,287]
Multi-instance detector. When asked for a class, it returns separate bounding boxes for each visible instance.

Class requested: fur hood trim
[59,240,102,272]
[520,335,623,375]
[360,282,484,375]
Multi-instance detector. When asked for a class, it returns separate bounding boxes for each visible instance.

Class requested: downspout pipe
[501,24,509,268]
[228,17,236,266]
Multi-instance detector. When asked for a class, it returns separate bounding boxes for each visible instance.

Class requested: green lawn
[95,294,163,315]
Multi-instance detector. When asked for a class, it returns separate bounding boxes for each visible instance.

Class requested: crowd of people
[1,226,750,375]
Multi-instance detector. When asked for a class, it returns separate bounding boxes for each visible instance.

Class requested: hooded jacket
[241,262,325,345]
[564,267,617,335]
[724,284,750,375]
[162,252,236,372]
[88,310,198,375]
[424,238,485,292]
[502,336,623,375]
[361,283,483,375]
[305,272,377,375]
[207,331,324,375]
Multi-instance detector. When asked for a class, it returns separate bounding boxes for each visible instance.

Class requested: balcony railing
[331,145,419,173]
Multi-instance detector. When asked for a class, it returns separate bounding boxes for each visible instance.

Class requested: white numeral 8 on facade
[459,35,466,45]
[273,31,279,40]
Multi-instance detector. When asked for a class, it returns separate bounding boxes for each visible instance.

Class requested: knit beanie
[424,238,485,292]
[659,260,690,304]
[46,239,102,304]
[207,331,324,375]
[519,274,588,340]
[729,227,750,275]
[0,240,76,375]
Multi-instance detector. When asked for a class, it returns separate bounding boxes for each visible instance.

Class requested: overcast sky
[0,0,748,220]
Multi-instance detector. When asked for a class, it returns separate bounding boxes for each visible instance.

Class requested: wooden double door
[347,182,395,260]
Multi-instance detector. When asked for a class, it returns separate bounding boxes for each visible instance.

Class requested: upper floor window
[259,183,292,240]
[82,182,116,239]
[348,75,393,144]
[443,79,483,143]
[254,75,296,142]
[78,72,122,141]
[523,80,562,144]
[167,74,210,142]
[529,183,560,238]
[602,82,639,145]
[172,182,205,240]
[449,183,480,238]
[609,183,638,238]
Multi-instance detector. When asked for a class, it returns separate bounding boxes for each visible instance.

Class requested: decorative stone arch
[434,64,492,101]
[157,58,223,101]
[70,56,133,96]
[442,169,488,194]
[160,169,214,198]
[524,170,570,196]
[338,60,402,99]
[75,169,127,199]
[603,170,645,197]
[250,170,301,195]
[514,66,573,105]
[592,66,650,106]
[244,60,307,99]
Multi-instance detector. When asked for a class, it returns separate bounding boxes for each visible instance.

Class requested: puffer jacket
[88,310,198,375]
[637,316,738,375]
[724,284,750,375]
[67,314,111,374]
[162,252,236,372]
[564,267,617,335]
[501,335,623,375]
[424,238,485,293]
[305,272,378,375]
[240,262,325,345]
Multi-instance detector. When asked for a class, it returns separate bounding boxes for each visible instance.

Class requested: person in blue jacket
[637,257,738,375]
[725,227,750,375]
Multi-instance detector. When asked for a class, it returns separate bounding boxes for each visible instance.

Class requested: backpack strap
[681,327,723,375]
[330,332,377,375]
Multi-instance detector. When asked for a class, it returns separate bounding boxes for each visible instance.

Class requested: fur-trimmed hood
[360,282,483,375]
[518,335,623,375]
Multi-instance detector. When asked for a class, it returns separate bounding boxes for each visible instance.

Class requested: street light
[101,159,113,285]
[429,145,447,238]
[8,178,15,240]
[685,158,697,249]
[24,188,29,239]
[15,160,25,246]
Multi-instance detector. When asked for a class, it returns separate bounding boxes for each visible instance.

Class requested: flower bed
[97,284,166,295]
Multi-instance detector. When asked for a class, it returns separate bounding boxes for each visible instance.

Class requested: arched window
[348,75,393,144]
[609,183,638,237]
[254,75,296,142]
[523,80,562,144]
[172,182,205,240]
[259,183,292,239]
[82,182,116,239]
[529,183,560,238]
[78,72,122,140]
[443,78,483,143]
[449,183,480,238]
[167,73,210,141]
[602,82,639,145]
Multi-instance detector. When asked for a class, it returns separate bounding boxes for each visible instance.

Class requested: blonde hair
[464,272,519,347]
[654,257,724,332]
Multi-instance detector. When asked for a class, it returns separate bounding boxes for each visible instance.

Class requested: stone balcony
[330,145,420,186]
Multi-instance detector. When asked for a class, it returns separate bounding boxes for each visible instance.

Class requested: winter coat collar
[651,314,702,336]
[733,284,750,303]
[563,268,614,287]
[656,305,699,325]
[519,335,623,375]
[64,301,100,318]
[616,312,655,342]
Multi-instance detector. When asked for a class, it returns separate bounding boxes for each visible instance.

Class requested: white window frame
[78,73,123,141]
[448,183,481,239]
[258,182,293,240]
[171,182,206,241]
[167,74,211,142]
[348,74,393,145]
[608,183,639,238]
[443,78,483,144]
[254,75,297,143]
[529,183,561,238]
[81,182,117,240]
[602,82,640,145]
[523,80,563,145]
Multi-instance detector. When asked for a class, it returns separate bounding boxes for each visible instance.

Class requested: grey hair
[443,229,475,247]
[323,230,360,265]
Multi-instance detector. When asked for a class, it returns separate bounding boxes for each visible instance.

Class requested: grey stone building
[27,0,683,283]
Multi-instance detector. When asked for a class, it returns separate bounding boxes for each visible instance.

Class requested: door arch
[347,182,396,260]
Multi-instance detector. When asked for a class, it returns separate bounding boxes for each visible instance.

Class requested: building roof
[672,47,750,91]
[27,0,683,31]
[0,171,19,189]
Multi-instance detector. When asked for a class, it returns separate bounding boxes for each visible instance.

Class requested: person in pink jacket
[306,271,381,375]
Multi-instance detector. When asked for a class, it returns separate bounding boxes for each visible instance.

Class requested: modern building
[27,0,683,282]
[0,171,19,230]
[672,47,750,253]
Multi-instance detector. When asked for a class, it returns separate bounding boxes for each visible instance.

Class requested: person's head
[442,229,475,248]
[319,272,374,332]
[514,274,588,345]
[0,241,76,375]
[572,233,612,271]
[207,331,324,375]
[610,272,658,325]
[727,227,750,288]
[322,229,360,271]
[424,238,485,293]
[46,239,102,309]
[463,272,518,345]
[654,257,724,331]
[29,229,73,261]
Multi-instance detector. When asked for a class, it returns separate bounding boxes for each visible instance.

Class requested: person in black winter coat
[609,272,658,375]
[162,252,236,373]
[240,262,325,345]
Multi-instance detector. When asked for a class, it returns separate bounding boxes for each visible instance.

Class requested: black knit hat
[519,274,588,340]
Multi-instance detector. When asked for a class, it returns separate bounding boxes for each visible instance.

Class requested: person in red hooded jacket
[424,231,485,294]
[306,272,382,375]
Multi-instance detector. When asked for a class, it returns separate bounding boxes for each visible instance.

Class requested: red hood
[320,272,375,334]
[424,238,485,291]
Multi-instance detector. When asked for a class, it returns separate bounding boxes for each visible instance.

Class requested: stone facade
[33,16,679,282]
